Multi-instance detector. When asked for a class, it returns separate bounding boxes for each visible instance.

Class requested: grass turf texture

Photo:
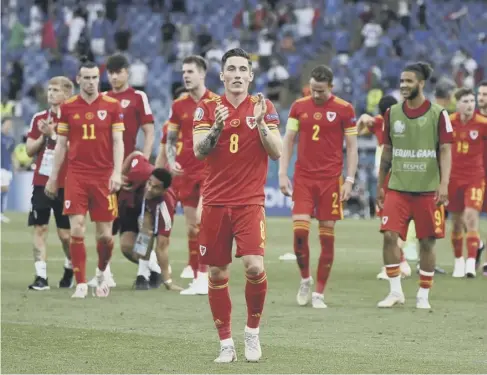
[2,213,486,374]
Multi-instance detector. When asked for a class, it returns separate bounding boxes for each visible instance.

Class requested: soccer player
[45,58,125,298]
[448,88,487,278]
[357,96,413,280]
[26,76,74,290]
[159,55,217,295]
[193,48,282,363]
[476,81,487,275]
[86,53,156,288]
[376,62,452,309]
[278,65,358,309]
[119,151,181,291]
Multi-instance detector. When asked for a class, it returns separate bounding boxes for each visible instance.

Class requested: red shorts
[380,189,445,240]
[292,175,343,221]
[448,179,485,213]
[199,205,266,266]
[63,171,117,222]
[376,172,391,217]
[172,175,202,208]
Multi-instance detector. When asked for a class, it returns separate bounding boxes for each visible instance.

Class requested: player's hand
[278,174,292,197]
[38,119,55,137]
[340,180,353,201]
[163,280,183,292]
[214,104,229,130]
[376,185,385,209]
[121,175,133,191]
[170,161,184,176]
[357,114,375,134]
[44,178,58,200]
[435,182,449,206]
[253,93,267,125]
[110,171,122,193]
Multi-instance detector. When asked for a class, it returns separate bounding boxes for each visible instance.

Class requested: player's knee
[419,238,435,252]
[209,265,229,280]
[318,220,335,229]
[243,256,264,276]
[33,225,49,238]
[69,218,86,237]
[187,224,199,239]
[463,209,479,230]
[97,234,113,244]
[383,231,399,249]
[156,236,169,251]
[58,231,70,246]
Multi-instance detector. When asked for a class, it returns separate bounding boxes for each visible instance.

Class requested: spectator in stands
[90,9,109,56]
[177,23,195,61]
[105,0,118,23]
[197,25,213,56]
[417,0,429,30]
[361,15,382,56]
[267,58,289,106]
[114,17,131,53]
[161,12,176,55]
[25,3,43,47]
[434,77,456,114]
[7,61,23,101]
[294,0,314,41]
[41,8,57,51]
[129,58,149,92]
[8,14,25,50]
[67,8,86,53]
[398,0,411,33]
[258,31,274,72]
[171,0,186,14]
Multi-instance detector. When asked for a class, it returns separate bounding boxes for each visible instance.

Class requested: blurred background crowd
[1,0,486,217]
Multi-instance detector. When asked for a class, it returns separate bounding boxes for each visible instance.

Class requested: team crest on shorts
[326,111,336,122]
[469,130,479,140]
[97,110,107,120]
[246,116,257,129]
[121,99,130,108]
[65,200,71,209]
[199,245,207,256]
[381,216,388,225]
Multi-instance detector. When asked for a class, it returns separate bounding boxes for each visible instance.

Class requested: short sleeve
[57,105,69,136]
[161,123,168,144]
[111,102,125,132]
[343,104,357,136]
[28,114,41,139]
[135,90,154,124]
[382,109,392,146]
[286,101,300,131]
[193,100,212,135]
[264,99,280,131]
[167,102,180,132]
[127,155,154,185]
[438,109,453,144]
[370,115,383,136]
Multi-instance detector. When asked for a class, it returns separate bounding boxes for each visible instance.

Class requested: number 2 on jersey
[312,124,320,141]
[82,124,96,140]
[230,133,239,153]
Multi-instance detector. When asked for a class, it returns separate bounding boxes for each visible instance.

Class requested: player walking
[377,62,452,309]
[158,55,216,295]
[278,65,358,308]
[45,58,125,298]
[193,48,282,362]
[26,77,74,290]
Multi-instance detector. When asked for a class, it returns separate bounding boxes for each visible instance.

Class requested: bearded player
[120,151,182,291]
[193,48,282,363]
[45,58,125,298]
[377,62,452,309]
[357,96,413,280]
[278,65,358,309]
[158,55,217,296]
[86,53,157,288]
[476,81,487,275]
[26,76,74,290]
[448,88,487,278]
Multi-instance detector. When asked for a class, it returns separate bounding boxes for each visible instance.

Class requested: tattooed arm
[256,122,282,160]
[193,125,223,160]
[165,129,178,169]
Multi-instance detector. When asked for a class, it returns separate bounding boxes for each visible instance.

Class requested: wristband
[345,176,355,184]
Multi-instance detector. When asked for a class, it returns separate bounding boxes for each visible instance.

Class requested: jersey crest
[98,110,107,120]
[121,99,130,108]
[470,130,479,140]
[326,111,336,122]
[246,116,257,129]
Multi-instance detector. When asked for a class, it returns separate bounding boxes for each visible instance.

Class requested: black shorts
[28,186,70,229]
[113,206,140,235]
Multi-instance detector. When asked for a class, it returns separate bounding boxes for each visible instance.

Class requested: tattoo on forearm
[259,125,268,137]
[166,131,178,167]
[195,126,223,156]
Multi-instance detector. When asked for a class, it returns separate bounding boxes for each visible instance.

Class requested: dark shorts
[28,186,70,229]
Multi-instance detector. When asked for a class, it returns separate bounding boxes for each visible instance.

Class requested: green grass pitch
[1,213,486,374]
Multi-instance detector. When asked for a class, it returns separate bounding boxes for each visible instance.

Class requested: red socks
[97,237,114,272]
[188,236,199,278]
[386,264,401,278]
[245,272,268,329]
[293,220,310,279]
[208,277,232,340]
[419,269,434,289]
[316,227,335,294]
[451,232,463,258]
[466,231,480,259]
[70,236,87,284]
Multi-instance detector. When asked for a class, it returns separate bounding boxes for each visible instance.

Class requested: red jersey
[167,90,217,178]
[476,109,487,178]
[105,87,154,157]
[57,94,124,175]
[369,114,384,146]
[27,110,68,188]
[449,112,487,183]
[193,94,280,206]
[383,100,453,146]
[287,95,357,179]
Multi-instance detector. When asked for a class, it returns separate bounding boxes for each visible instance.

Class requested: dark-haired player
[119,151,181,291]
[476,81,487,275]
[193,48,282,363]
[278,65,358,309]
[158,55,217,296]
[376,62,452,309]
[448,88,487,278]
[45,58,125,298]
[357,96,413,280]
[86,53,156,288]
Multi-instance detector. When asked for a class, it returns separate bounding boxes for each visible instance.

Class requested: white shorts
[1,168,13,187]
